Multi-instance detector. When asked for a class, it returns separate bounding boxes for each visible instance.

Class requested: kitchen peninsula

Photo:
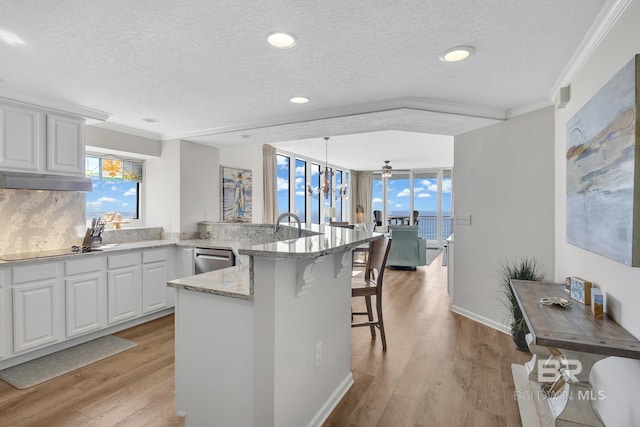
[168,224,381,427]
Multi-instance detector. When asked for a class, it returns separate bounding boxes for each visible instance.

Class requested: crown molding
[505,98,554,119]
[0,91,111,120]
[548,0,632,100]
[160,97,506,141]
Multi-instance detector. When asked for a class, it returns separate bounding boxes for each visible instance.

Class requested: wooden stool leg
[365,295,376,337]
[376,295,387,351]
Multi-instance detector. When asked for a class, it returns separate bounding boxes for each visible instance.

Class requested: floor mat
[0,335,137,389]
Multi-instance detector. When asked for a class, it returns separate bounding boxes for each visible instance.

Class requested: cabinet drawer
[108,252,140,270]
[143,249,167,264]
[13,263,58,284]
[65,257,105,276]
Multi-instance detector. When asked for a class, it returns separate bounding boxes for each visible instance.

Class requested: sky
[85,179,138,219]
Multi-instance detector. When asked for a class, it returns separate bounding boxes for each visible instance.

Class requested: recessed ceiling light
[0,28,26,46]
[289,97,309,104]
[267,32,297,49]
[143,118,159,123]
[439,46,475,62]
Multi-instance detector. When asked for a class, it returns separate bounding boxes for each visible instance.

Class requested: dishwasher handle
[195,254,232,261]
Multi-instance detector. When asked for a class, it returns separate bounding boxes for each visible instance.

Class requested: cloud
[276,156,288,167]
[442,178,452,193]
[277,177,289,191]
[122,203,128,207]
[417,193,432,198]
[397,188,410,197]
[372,197,383,205]
[295,191,306,196]
[123,188,136,197]
[111,185,119,191]
[421,179,438,192]
[295,165,305,175]
[295,177,304,186]
[98,197,118,203]
[395,203,403,208]
[414,186,424,193]
[87,201,102,208]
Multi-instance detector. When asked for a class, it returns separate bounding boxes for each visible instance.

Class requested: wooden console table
[510,280,640,427]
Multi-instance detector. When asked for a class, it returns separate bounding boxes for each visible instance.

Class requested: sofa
[387,225,427,269]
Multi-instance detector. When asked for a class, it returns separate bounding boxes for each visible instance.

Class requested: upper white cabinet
[0,100,85,176]
[46,114,85,176]
[0,103,44,171]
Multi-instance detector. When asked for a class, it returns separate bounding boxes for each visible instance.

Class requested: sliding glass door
[372,168,453,248]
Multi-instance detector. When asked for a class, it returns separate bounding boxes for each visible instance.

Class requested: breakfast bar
[168,224,381,427]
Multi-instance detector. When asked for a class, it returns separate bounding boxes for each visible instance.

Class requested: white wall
[180,141,220,231]
[85,126,161,157]
[555,1,640,424]
[219,143,264,223]
[452,107,555,330]
[145,140,181,232]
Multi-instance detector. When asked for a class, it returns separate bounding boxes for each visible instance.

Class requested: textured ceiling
[0,0,608,165]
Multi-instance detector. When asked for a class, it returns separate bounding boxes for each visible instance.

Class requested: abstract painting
[566,55,640,266]
[221,166,252,222]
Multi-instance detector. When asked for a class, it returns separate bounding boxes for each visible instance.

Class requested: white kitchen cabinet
[46,114,85,176]
[107,253,141,325]
[64,257,107,338]
[12,263,64,353]
[0,102,44,172]
[142,249,169,313]
[0,268,9,359]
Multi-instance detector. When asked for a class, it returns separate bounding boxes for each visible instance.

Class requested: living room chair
[351,236,392,351]
[386,225,426,269]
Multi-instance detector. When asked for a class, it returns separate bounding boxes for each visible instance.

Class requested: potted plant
[497,258,545,352]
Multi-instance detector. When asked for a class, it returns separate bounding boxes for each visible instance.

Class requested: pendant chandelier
[320,136,332,198]
[382,160,392,178]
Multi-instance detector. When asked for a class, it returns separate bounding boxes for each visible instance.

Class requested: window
[311,163,321,223]
[335,170,342,221]
[276,154,290,215]
[294,159,306,220]
[85,155,142,221]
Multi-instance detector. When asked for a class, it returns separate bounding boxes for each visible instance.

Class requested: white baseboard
[450,305,510,334]
[307,372,354,427]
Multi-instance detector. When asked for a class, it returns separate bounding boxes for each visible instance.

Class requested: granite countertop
[169,224,381,300]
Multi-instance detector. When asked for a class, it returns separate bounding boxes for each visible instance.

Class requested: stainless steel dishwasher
[194,247,235,274]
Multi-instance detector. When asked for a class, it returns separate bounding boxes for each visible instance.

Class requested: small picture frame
[564,277,571,294]
[570,276,592,305]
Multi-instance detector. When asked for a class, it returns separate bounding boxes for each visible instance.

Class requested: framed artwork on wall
[566,54,640,266]
[221,165,252,222]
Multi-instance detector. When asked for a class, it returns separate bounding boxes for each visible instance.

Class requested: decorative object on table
[566,54,640,267]
[591,288,604,320]
[496,257,545,352]
[564,276,571,294]
[539,296,573,308]
[103,212,128,230]
[569,276,592,304]
[356,205,364,223]
[221,166,252,222]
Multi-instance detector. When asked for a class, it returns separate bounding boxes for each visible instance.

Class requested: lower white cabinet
[142,261,168,314]
[13,278,63,353]
[107,265,141,325]
[65,257,107,338]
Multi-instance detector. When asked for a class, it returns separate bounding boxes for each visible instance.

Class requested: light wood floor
[0,254,529,426]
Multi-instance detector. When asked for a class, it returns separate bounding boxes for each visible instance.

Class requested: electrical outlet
[314,342,322,369]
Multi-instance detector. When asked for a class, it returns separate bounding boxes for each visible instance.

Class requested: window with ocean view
[277,154,290,215]
[85,155,142,221]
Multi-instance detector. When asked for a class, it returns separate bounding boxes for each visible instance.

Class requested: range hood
[0,173,93,191]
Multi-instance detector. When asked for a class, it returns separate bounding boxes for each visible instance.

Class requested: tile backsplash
[0,189,86,255]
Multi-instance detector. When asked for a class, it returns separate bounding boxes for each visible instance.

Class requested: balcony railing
[416,215,452,242]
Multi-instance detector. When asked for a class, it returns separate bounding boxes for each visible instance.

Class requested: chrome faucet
[274,212,302,238]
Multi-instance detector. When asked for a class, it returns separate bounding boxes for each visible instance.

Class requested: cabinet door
[66,272,107,338]
[46,114,84,176]
[107,265,141,324]
[13,279,62,353]
[142,261,168,314]
[0,103,44,172]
